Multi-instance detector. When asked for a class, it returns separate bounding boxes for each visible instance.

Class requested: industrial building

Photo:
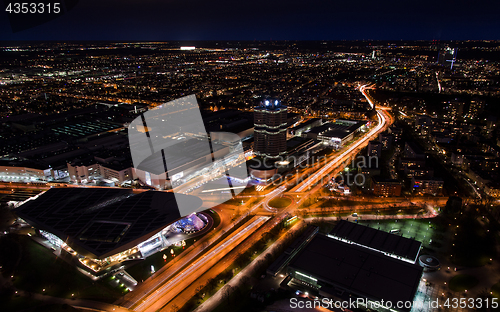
[287,118,323,138]
[307,120,367,149]
[202,109,254,140]
[272,221,423,312]
[133,137,239,189]
[287,234,423,312]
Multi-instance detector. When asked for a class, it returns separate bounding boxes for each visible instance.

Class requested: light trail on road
[263,185,287,212]
[360,84,375,109]
[295,110,386,192]
[133,216,269,312]
[294,86,388,192]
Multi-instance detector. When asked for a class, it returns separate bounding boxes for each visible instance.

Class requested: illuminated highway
[131,216,269,312]
[294,110,386,192]
[292,85,390,193]
[360,84,375,109]
[116,207,231,308]
[262,185,287,213]
[193,220,308,312]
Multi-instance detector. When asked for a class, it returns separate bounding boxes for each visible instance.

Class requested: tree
[170,304,179,312]
[444,196,462,215]
[240,276,250,286]
[222,285,233,303]
[205,278,215,293]
[264,253,273,266]
[195,285,204,293]
[476,288,493,311]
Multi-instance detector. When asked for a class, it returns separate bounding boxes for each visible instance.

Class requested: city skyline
[1,8,500,309]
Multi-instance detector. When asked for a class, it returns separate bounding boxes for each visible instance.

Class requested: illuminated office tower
[254,99,287,158]
[437,47,458,69]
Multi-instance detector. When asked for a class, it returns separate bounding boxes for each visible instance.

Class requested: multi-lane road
[130,216,270,312]
[293,109,388,192]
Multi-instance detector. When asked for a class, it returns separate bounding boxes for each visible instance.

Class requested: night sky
[1,0,500,41]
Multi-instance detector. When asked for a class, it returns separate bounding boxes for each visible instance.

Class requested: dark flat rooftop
[136,138,227,175]
[289,234,422,310]
[310,120,365,138]
[288,118,322,132]
[15,188,202,259]
[329,220,421,262]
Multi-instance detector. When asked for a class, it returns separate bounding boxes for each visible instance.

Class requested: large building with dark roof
[328,220,422,263]
[15,188,203,274]
[274,221,424,312]
[304,119,367,149]
[288,234,423,312]
[202,109,254,140]
[131,135,248,190]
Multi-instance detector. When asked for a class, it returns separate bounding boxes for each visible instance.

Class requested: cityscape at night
[1,2,500,312]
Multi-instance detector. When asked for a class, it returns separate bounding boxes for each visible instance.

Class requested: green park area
[449,214,497,267]
[358,218,443,250]
[0,206,16,232]
[268,197,292,209]
[0,235,125,305]
[126,237,195,282]
[491,282,500,298]
[2,297,83,312]
[448,274,479,292]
